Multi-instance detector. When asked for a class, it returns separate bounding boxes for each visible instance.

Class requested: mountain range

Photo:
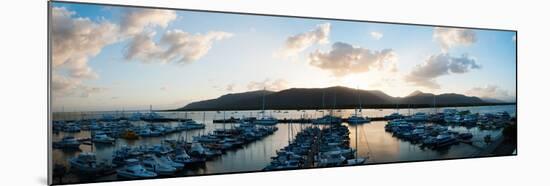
[176,86,512,111]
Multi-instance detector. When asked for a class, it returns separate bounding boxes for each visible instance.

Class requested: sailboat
[313,92,341,125]
[346,124,366,165]
[347,87,370,124]
[254,88,278,126]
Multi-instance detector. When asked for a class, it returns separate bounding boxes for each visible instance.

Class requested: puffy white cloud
[405,53,480,89]
[51,7,118,97]
[124,30,233,64]
[370,31,383,40]
[247,79,288,91]
[433,27,477,51]
[120,8,176,36]
[466,85,514,101]
[279,23,331,57]
[308,42,397,76]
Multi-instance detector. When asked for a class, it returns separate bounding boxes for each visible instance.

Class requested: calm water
[51,105,516,183]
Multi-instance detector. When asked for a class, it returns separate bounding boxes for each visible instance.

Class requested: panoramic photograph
[49,1,517,185]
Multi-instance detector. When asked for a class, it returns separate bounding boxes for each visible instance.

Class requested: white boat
[53,136,81,149]
[149,144,174,155]
[117,159,157,179]
[317,153,346,167]
[63,124,81,133]
[347,115,370,124]
[174,150,206,165]
[346,158,366,165]
[142,155,177,176]
[158,155,185,170]
[177,120,206,130]
[254,117,278,126]
[407,112,428,122]
[189,142,206,157]
[384,112,403,120]
[69,152,107,174]
[92,133,115,144]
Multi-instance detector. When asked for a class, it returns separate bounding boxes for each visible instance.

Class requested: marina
[51,104,516,184]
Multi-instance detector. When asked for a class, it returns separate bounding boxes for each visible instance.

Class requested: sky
[50,2,517,112]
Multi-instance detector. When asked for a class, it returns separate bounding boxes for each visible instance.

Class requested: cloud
[405,53,480,89]
[466,85,514,101]
[52,6,231,98]
[370,31,383,40]
[433,27,477,51]
[279,23,331,57]
[52,74,106,98]
[124,30,233,64]
[79,87,107,98]
[247,79,288,91]
[51,7,118,97]
[512,35,517,42]
[120,8,176,36]
[307,42,397,76]
[225,84,236,91]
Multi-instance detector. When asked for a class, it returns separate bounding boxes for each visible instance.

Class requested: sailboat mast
[433,94,436,114]
[355,124,358,159]
[262,88,266,118]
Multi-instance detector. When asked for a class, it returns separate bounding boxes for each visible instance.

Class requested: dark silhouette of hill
[176,87,512,111]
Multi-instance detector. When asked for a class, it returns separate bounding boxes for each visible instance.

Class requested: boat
[384,112,403,120]
[317,152,346,167]
[312,115,342,125]
[69,152,109,174]
[173,150,206,166]
[149,144,174,155]
[117,159,157,179]
[189,142,206,158]
[138,128,161,137]
[433,133,458,148]
[346,120,367,165]
[63,124,81,133]
[254,117,278,126]
[177,120,206,130]
[407,112,428,122]
[458,132,474,140]
[253,88,278,126]
[158,155,185,170]
[92,133,115,144]
[120,130,139,140]
[193,134,220,143]
[347,115,370,124]
[347,87,371,125]
[52,136,81,150]
[142,155,177,176]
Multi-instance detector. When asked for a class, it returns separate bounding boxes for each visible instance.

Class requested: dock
[213,117,388,124]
